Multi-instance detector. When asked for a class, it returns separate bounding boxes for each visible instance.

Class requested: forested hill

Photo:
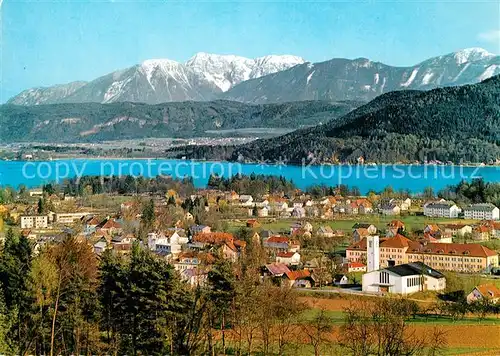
[0,100,362,143]
[170,75,500,164]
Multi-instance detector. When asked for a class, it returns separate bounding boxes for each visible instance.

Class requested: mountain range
[169,74,500,164]
[8,54,305,105]
[8,48,499,105]
[0,100,361,143]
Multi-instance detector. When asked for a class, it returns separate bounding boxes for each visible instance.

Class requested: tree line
[207,173,296,198]
[438,178,500,207]
[0,228,457,356]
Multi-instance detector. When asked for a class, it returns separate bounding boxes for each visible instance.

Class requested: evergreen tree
[141,199,155,230]
[207,259,236,355]
[0,229,34,354]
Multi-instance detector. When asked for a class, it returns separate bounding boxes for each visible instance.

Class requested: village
[3,177,499,302]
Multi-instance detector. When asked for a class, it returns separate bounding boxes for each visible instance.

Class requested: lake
[0,159,499,194]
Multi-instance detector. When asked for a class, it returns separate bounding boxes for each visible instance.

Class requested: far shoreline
[1,156,499,168]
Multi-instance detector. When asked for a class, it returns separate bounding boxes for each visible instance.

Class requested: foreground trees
[0,231,457,355]
[340,299,447,356]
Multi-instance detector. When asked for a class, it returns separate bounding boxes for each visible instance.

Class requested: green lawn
[300,308,500,326]
[443,347,500,355]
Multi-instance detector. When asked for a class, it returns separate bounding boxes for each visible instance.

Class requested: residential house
[352,223,377,235]
[29,189,44,197]
[320,206,334,220]
[111,234,135,255]
[353,228,371,243]
[192,232,246,262]
[96,217,123,236]
[276,251,301,266]
[380,203,401,216]
[181,268,208,287]
[347,262,366,272]
[333,274,349,285]
[83,216,101,235]
[120,201,135,211]
[174,251,215,271]
[362,262,446,295]
[473,225,492,241]
[270,200,289,215]
[284,269,315,288]
[290,222,313,235]
[190,224,211,236]
[351,199,374,214]
[263,263,291,278]
[246,219,261,229]
[317,226,334,238]
[263,235,300,253]
[442,224,472,237]
[249,206,269,217]
[467,284,500,304]
[291,206,306,218]
[239,195,254,207]
[388,220,406,231]
[93,240,108,255]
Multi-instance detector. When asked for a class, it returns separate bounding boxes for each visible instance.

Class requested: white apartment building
[464,204,499,220]
[424,201,461,218]
[20,215,49,229]
[55,212,90,224]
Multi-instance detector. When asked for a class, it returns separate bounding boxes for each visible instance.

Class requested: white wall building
[362,262,446,295]
[55,212,91,224]
[464,204,499,220]
[20,215,49,229]
[148,231,188,257]
[275,252,301,266]
[424,201,461,218]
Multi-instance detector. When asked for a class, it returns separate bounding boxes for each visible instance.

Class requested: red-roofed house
[473,225,493,241]
[284,269,315,288]
[347,262,366,272]
[263,235,300,252]
[467,284,500,304]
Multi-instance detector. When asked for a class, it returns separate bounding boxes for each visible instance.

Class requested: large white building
[424,201,461,218]
[362,235,446,294]
[20,215,49,229]
[464,204,499,220]
[362,262,446,295]
[55,212,91,224]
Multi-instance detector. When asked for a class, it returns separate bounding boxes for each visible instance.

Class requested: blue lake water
[0,159,499,194]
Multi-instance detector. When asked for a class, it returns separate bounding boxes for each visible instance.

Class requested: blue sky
[1,0,499,102]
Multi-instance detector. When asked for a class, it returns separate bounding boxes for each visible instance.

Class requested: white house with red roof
[275,251,301,266]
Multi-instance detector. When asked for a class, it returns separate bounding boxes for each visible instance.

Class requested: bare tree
[339,298,447,356]
[302,308,334,356]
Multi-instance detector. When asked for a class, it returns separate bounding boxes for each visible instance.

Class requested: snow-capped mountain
[7,53,304,105]
[7,48,499,105]
[453,47,495,65]
[185,52,304,91]
[57,59,220,104]
[7,81,87,105]
[221,48,499,103]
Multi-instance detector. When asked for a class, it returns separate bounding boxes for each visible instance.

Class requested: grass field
[297,295,500,355]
